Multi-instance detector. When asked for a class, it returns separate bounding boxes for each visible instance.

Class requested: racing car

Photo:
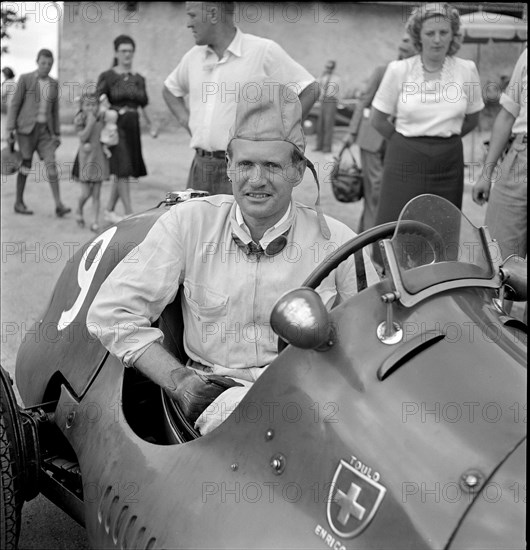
[1,193,526,550]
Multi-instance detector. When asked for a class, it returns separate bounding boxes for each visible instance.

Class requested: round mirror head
[270,287,333,350]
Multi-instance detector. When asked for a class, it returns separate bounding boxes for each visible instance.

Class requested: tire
[0,368,23,550]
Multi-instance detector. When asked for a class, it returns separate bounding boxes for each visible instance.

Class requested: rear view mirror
[500,255,527,301]
[270,288,334,351]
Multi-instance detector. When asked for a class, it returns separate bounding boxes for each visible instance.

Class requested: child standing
[73,93,108,232]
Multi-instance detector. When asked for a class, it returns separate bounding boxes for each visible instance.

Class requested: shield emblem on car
[326,459,386,539]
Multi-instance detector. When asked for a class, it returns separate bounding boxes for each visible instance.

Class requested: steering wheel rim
[302,222,398,290]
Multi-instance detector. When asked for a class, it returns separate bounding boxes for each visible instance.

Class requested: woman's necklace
[422,59,444,73]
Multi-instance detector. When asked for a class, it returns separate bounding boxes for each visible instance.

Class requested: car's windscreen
[389,195,494,295]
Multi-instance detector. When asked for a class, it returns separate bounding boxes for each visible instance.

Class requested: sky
[1,2,61,79]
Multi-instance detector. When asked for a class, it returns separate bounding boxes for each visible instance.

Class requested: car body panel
[447,438,526,550]
[15,209,166,406]
[49,279,525,549]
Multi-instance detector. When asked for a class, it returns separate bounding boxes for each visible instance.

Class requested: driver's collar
[232,202,294,251]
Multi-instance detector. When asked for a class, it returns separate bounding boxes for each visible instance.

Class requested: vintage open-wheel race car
[1,193,526,550]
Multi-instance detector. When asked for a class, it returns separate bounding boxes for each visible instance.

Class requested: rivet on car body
[66,411,75,428]
[464,474,479,487]
[270,453,286,475]
[460,469,483,493]
[265,429,274,441]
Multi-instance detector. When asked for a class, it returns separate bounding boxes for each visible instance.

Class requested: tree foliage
[1,5,27,54]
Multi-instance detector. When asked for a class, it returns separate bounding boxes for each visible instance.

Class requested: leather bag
[1,141,22,176]
[330,145,364,203]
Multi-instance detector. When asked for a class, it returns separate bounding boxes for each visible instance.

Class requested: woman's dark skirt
[374,132,464,225]
[109,110,147,178]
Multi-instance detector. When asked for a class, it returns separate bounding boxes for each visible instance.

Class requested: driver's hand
[472,174,492,206]
[165,367,243,423]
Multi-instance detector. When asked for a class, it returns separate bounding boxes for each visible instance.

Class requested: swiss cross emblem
[327,459,386,539]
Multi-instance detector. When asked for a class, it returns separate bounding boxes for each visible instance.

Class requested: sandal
[75,213,85,227]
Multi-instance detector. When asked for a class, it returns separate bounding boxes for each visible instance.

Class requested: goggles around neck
[231,230,290,257]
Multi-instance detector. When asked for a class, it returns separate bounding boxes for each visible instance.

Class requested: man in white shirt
[163,1,319,194]
[472,49,527,320]
[88,84,376,435]
[473,49,527,262]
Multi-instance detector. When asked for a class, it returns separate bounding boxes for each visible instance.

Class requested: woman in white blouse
[370,3,484,237]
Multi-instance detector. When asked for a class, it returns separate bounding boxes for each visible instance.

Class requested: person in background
[6,50,71,217]
[97,35,157,224]
[370,3,483,269]
[1,67,16,111]
[73,93,109,233]
[314,60,341,153]
[88,85,377,436]
[163,1,319,195]
[342,33,417,233]
[1,66,16,149]
[472,48,527,320]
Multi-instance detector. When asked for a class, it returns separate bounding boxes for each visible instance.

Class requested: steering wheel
[303,222,397,290]
[303,220,447,289]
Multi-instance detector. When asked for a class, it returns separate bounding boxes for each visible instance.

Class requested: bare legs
[106,176,120,213]
[106,176,132,214]
[117,177,132,215]
[48,177,62,207]
[15,162,69,216]
[91,183,101,229]
[76,183,92,226]
[15,173,31,211]
[45,160,70,215]
[77,182,102,231]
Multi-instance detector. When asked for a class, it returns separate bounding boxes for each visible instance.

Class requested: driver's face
[228,140,305,230]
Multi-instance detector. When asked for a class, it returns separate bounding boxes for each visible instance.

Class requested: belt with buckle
[195,148,226,159]
[118,106,137,115]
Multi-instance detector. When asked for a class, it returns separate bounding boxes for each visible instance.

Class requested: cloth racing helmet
[227,83,331,240]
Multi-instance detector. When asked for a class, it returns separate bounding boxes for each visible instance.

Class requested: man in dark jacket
[6,49,70,216]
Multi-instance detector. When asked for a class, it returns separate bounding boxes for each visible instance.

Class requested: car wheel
[0,368,23,550]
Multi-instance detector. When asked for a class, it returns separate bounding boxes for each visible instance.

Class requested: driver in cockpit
[87,84,378,435]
